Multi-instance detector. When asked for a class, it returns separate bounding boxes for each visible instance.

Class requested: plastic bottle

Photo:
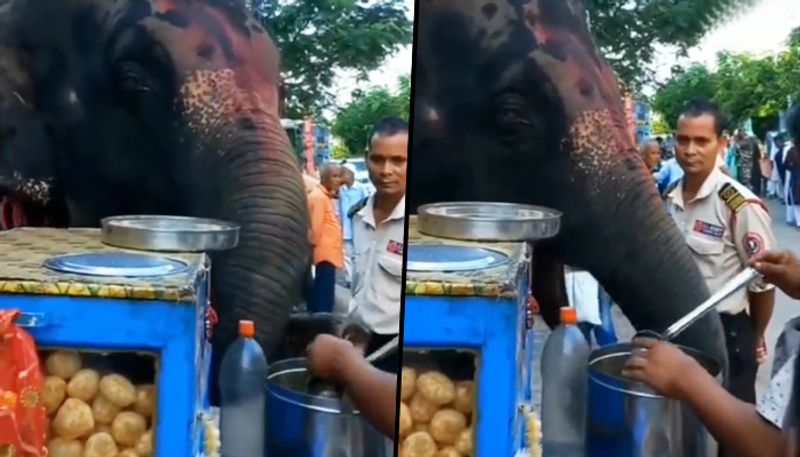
[540,306,591,457]
[220,320,268,457]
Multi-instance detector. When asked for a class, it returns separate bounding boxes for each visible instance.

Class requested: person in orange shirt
[307,163,344,313]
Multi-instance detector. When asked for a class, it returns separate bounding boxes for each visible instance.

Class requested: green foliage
[650,114,671,135]
[652,65,717,129]
[254,0,413,118]
[652,26,800,137]
[586,0,760,93]
[332,75,409,156]
[331,141,350,160]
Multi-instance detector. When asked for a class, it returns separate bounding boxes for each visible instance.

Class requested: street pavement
[531,197,800,409]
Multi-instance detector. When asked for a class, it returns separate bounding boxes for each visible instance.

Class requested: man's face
[323,166,342,196]
[643,144,661,169]
[676,114,722,177]
[344,170,354,187]
[367,132,408,199]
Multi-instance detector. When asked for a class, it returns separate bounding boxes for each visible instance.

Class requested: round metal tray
[44,252,189,277]
[406,244,509,272]
[417,202,561,242]
[101,215,240,253]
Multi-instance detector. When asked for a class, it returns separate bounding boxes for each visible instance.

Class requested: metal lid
[417,202,561,241]
[44,252,189,277]
[407,244,509,272]
[101,215,240,253]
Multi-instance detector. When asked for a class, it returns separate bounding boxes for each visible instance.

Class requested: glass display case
[40,349,157,456]
[398,350,477,456]
[403,215,541,456]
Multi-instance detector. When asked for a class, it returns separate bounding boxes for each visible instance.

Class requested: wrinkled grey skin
[409,0,728,373]
[0,0,309,403]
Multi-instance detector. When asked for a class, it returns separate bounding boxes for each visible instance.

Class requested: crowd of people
[300,117,408,439]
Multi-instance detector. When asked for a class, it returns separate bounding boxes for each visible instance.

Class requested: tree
[254,0,413,118]
[651,64,717,128]
[652,26,800,135]
[332,76,409,156]
[586,0,760,93]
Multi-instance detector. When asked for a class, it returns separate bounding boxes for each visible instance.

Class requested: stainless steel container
[587,343,721,457]
[265,358,392,457]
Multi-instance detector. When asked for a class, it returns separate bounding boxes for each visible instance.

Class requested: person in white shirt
[343,117,407,373]
[663,98,776,415]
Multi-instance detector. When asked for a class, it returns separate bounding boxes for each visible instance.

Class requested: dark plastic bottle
[541,306,591,457]
[220,320,268,457]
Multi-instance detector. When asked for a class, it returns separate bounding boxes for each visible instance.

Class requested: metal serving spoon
[634,267,761,343]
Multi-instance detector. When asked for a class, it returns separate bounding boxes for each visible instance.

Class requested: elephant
[0,0,309,403]
[409,0,728,373]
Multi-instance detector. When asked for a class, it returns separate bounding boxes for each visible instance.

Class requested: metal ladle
[634,267,761,343]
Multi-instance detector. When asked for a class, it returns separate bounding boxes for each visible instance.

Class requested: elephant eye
[117,61,151,93]
[489,94,535,141]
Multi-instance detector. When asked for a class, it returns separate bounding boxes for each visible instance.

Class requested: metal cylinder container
[265,357,391,457]
[587,343,721,457]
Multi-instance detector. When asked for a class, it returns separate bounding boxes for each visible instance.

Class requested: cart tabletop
[405,216,529,298]
[0,228,207,303]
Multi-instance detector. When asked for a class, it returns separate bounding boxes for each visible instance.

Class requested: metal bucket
[587,343,721,457]
[265,358,392,457]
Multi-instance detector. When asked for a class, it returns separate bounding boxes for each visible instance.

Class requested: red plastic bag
[0,310,47,457]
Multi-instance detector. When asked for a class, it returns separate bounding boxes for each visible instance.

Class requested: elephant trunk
[190,114,309,405]
[560,159,728,373]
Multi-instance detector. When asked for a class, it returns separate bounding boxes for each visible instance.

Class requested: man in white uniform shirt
[664,99,776,419]
[344,117,407,373]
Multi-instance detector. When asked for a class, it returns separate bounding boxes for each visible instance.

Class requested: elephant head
[410,0,727,367]
[2,0,309,402]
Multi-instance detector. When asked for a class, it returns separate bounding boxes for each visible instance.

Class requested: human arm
[307,191,325,247]
[623,338,784,457]
[306,334,397,439]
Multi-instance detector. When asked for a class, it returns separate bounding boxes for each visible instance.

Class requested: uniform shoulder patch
[718,183,748,214]
[662,179,681,200]
[347,196,369,219]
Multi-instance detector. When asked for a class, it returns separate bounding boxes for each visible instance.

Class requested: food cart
[401,203,561,456]
[0,225,221,456]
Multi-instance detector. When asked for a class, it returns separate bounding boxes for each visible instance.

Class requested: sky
[328,0,800,109]
[652,0,800,86]
[330,0,415,110]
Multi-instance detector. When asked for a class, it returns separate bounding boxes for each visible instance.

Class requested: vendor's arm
[306,334,396,439]
[623,338,783,457]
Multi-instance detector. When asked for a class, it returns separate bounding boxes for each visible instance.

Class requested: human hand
[306,334,362,381]
[622,337,701,399]
[748,250,800,299]
[756,336,768,365]
[341,323,371,354]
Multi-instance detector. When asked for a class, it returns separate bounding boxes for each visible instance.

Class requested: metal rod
[663,267,760,341]
[366,336,399,363]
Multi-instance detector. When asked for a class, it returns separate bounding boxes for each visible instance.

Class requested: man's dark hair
[788,102,800,145]
[679,97,726,137]
[368,117,408,152]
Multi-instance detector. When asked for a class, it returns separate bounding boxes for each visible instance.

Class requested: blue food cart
[402,204,561,456]
[0,227,218,456]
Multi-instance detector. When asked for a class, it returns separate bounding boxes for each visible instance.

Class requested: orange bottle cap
[560,307,577,324]
[239,320,255,337]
